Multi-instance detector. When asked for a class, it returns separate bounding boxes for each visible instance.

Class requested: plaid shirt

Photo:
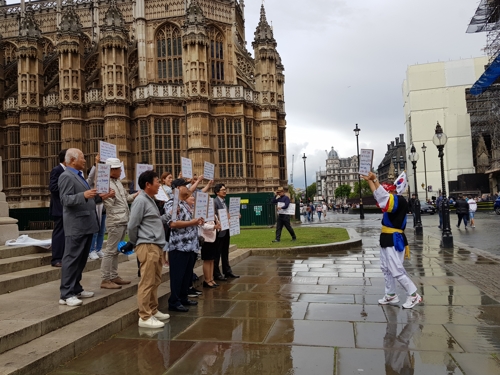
[165,199,199,252]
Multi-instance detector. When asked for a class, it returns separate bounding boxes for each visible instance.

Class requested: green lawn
[231,227,349,249]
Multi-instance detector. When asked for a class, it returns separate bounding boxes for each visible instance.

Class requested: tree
[349,180,372,198]
[287,184,299,202]
[335,184,352,201]
[307,182,317,201]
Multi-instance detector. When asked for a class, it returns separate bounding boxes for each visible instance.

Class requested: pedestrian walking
[271,187,297,242]
[468,196,477,228]
[455,195,469,229]
[322,203,327,219]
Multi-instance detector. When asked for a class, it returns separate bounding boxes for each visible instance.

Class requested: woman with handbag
[200,218,221,288]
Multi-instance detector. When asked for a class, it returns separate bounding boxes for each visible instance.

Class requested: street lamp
[409,144,423,235]
[302,153,307,202]
[421,143,428,201]
[354,124,364,219]
[432,122,453,248]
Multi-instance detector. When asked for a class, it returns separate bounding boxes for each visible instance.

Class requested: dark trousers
[51,216,65,265]
[275,215,296,241]
[457,214,468,227]
[60,234,92,299]
[168,250,194,308]
[213,233,231,278]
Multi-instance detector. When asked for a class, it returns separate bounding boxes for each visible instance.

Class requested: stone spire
[102,0,127,33]
[184,0,206,27]
[58,0,82,36]
[19,3,41,39]
[182,0,207,46]
[253,4,276,47]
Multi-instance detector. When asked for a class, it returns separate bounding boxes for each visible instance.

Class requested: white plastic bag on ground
[5,235,52,249]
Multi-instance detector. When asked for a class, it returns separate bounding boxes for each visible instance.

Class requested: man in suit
[58,148,115,307]
[49,149,67,267]
[213,183,239,281]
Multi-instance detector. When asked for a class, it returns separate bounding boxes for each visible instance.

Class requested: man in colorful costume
[361,171,422,309]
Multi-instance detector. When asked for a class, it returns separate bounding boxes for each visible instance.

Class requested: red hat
[382,183,397,192]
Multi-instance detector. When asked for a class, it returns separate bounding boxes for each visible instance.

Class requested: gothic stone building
[0,0,287,208]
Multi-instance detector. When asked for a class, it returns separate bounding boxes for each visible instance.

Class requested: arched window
[156,23,183,84]
[208,28,224,84]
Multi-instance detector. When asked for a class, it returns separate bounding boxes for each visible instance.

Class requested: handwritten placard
[99,141,117,163]
[203,161,215,180]
[277,202,296,215]
[229,216,240,236]
[181,157,193,179]
[207,197,215,221]
[155,186,169,202]
[135,164,153,190]
[119,161,126,180]
[171,188,180,222]
[229,197,241,217]
[96,164,111,194]
[359,149,374,176]
[194,192,209,219]
[218,208,230,231]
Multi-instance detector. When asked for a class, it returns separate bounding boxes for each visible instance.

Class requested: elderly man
[101,157,138,289]
[58,148,114,307]
[271,186,297,243]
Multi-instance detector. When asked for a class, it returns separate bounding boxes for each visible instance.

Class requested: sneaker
[472,225,475,228]
[59,296,83,306]
[138,316,165,329]
[191,287,202,295]
[77,291,94,298]
[187,288,199,298]
[402,293,422,309]
[96,251,104,258]
[153,311,170,320]
[378,294,400,305]
[88,251,99,260]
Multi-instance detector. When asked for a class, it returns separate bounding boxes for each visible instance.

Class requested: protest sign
[171,188,180,222]
[218,208,230,231]
[359,149,374,176]
[96,164,111,194]
[203,161,215,180]
[194,192,209,219]
[181,157,193,179]
[229,216,240,236]
[207,197,215,221]
[99,141,117,163]
[119,161,125,180]
[228,197,241,217]
[135,164,153,190]
[277,202,296,215]
[155,186,169,201]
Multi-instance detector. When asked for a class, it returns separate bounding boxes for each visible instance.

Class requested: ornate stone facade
[0,0,286,208]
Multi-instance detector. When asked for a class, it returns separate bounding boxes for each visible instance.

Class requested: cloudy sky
[243,0,486,190]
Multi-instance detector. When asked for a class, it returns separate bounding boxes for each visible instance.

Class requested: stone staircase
[0,242,249,375]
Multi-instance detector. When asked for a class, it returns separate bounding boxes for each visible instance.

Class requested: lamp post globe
[353,124,364,219]
[432,122,453,248]
[408,144,423,235]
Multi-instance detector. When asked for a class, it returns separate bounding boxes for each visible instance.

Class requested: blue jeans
[90,214,106,253]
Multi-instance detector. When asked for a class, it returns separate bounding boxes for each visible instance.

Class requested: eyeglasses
[220,188,227,191]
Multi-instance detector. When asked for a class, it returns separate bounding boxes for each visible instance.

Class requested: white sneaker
[88,252,99,260]
[96,251,104,258]
[378,294,400,305]
[77,291,94,298]
[154,311,171,320]
[138,316,165,328]
[59,296,83,306]
[402,293,422,309]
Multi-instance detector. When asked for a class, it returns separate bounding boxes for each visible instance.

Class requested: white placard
[194,192,209,219]
[207,197,215,221]
[95,164,111,194]
[181,157,193,179]
[359,149,374,176]
[229,197,241,217]
[203,161,215,180]
[277,202,296,215]
[99,141,117,163]
[135,164,153,191]
[218,208,230,231]
[155,186,169,201]
[171,188,180,222]
[229,216,240,236]
[119,161,126,180]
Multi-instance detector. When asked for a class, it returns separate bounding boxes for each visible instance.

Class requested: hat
[105,158,122,169]
[172,178,189,189]
[277,186,284,192]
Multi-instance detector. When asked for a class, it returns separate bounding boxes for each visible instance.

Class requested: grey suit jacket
[58,169,100,236]
[214,196,229,238]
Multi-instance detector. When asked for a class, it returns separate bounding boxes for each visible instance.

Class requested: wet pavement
[49,220,500,375]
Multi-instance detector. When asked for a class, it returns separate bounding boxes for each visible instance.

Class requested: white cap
[105,157,122,169]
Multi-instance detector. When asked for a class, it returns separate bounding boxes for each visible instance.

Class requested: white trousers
[380,247,417,296]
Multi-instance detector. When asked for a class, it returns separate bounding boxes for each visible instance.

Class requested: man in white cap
[101,157,139,289]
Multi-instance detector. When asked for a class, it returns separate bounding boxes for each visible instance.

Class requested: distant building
[316,147,358,204]
[377,134,407,185]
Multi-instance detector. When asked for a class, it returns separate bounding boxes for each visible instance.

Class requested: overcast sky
[243,0,485,190]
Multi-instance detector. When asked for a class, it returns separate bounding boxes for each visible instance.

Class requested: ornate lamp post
[354,124,364,219]
[421,143,428,201]
[409,144,423,235]
[433,122,453,248]
[302,153,307,202]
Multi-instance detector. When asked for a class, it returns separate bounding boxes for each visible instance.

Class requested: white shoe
[154,311,171,320]
[77,291,94,298]
[378,294,400,305]
[88,252,99,260]
[138,316,165,328]
[59,296,83,306]
[402,293,422,309]
[96,251,104,258]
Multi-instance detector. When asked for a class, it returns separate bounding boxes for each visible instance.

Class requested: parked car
[420,201,436,215]
[494,197,500,215]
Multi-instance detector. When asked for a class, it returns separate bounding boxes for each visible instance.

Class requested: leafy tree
[287,184,299,202]
[335,184,352,200]
[307,182,317,201]
[349,180,372,198]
